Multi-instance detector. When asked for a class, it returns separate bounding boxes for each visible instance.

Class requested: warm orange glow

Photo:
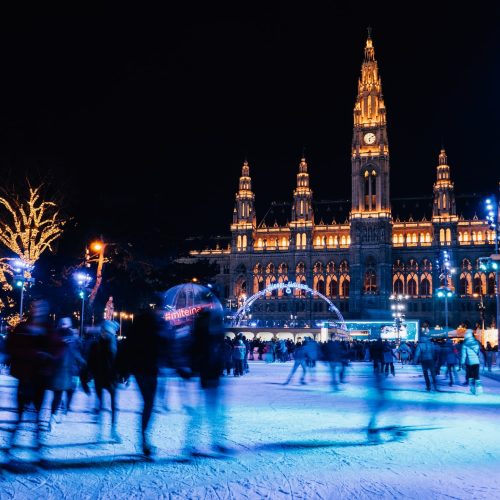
[91,242,103,252]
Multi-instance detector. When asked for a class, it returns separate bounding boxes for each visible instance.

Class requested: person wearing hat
[460,329,482,395]
[87,319,121,441]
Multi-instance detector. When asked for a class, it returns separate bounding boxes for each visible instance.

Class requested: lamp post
[74,272,92,336]
[485,194,500,346]
[12,260,35,320]
[473,292,486,345]
[389,294,408,344]
[436,250,456,334]
[436,287,454,334]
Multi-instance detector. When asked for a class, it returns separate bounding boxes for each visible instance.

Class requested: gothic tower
[290,156,314,251]
[432,148,458,246]
[231,159,256,252]
[349,29,393,316]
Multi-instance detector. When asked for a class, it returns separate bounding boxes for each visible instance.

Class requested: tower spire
[231,159,256,251]
[291,156,313,223]
[433,148,456,219]
[351,31,390,216]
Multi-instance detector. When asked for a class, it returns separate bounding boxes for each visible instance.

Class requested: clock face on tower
[364,132,376,145]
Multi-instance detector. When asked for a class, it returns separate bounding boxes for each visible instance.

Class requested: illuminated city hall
[190,33,497,328]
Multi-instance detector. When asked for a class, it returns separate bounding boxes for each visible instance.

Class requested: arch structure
[232,282,347,329]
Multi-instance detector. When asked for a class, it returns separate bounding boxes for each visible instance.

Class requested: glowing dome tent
[163,283,222,324]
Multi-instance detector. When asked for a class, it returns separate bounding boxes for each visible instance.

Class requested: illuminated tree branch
[0,182,66,310]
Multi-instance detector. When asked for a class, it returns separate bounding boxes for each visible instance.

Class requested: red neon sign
[164,303,213,321]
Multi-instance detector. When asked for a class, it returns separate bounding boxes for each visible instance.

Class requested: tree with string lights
[0,182,66,311]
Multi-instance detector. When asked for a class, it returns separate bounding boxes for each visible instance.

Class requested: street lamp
[74,272,92,336]
[484,195,500,346]
[473,292,486,345]
[436,287,454,334]
[389,294,408,343]
[12,259,35,320]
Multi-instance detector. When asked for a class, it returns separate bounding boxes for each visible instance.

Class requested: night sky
[0,3,498,258]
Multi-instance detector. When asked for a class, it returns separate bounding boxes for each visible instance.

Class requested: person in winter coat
[414,335,438,391]
[232,339,246,376]
[398,342,412,365]
[182,308,229,457]
[442,339,459,386]
[325,338,344,390]
[222,337,233,375]
[87,319,121,441]
[485,342,494,372]
[6,300,60,456]
[460,330,482,394]
[284,341,307,385]
[48,318,86,428]
[383,341,397,376]
[120,309,164,456]
[370,338,384,373]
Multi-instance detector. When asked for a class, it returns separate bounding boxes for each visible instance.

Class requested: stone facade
[190,33,497,328]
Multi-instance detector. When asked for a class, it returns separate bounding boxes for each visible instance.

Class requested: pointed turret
[433,148,456,218]
[231,159,256,251]
[292,157,313,223]
[353,30,387,129]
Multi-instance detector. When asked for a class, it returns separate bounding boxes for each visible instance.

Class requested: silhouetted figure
[6,300,59,461]
[442,339,458,386]
[48,317,86,428]
[284,341,307,385]
[461,329,482,395]
[370,338,384,373]
[87,320,120,441]
[120,309,164,456]
[182,308,229,458]
[414,335,437,391]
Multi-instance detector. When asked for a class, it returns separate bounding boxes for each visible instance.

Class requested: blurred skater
[181,308,229,458]
[120,309,164,456]
[87,320,121,442]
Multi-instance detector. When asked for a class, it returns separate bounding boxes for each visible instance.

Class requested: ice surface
[1,362,500,499]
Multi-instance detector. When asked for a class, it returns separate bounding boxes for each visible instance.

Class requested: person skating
[232,338,246,376]
[414,334,438,391]
[6,300,60,463]
[48,317,86,429]
[382,340,397,376]
[181,308,230,459]
[460,329,482,395]
[442,339,459,387]
[120,309,165,457]
[87,319,121,442]
[283,341,307,385]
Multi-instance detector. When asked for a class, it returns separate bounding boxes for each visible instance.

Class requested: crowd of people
[0,300,497,468]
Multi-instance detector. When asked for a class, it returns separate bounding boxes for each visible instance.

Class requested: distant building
[189,33,497,328]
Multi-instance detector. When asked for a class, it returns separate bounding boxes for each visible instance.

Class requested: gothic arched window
[407,274,418,296]
[487,273,496,295]
[393,275,404,295]
[364,257,377,293]
[420,275,431,297]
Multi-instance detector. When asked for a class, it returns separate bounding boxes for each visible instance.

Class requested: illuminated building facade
[190,33,497,327]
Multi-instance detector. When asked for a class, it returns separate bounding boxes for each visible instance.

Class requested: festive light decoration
[0,183,65,310]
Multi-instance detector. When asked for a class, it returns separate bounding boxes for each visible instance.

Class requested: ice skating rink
[1,362,500,499]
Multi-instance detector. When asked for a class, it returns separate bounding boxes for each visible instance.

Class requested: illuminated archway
[232,281,347,329]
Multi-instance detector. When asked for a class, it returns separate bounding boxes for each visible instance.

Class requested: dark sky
[0,2,498,257]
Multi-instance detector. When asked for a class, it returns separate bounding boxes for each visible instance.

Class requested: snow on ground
[1,362,500,499]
